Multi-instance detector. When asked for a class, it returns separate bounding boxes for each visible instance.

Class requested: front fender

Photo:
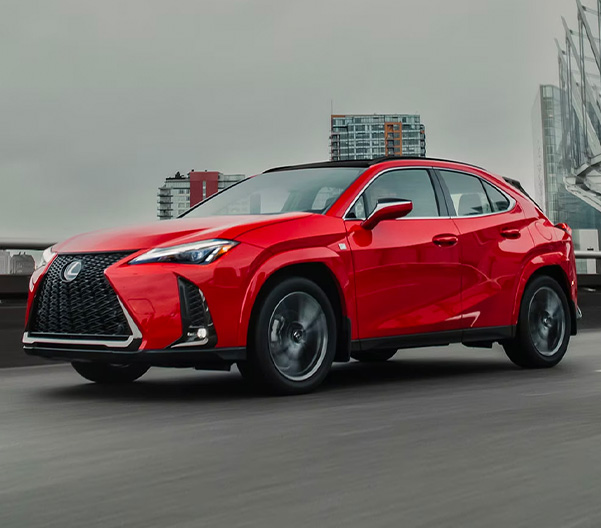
[237,246,356,345]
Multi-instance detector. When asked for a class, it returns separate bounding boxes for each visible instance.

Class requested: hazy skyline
[1,0,575,240]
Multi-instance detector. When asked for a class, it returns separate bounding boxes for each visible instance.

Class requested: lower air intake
[174,278,217,348]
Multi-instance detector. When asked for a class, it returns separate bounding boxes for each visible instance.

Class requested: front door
[345,168,463,340]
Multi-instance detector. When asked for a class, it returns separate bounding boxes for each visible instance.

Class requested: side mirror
[361,200,413,230]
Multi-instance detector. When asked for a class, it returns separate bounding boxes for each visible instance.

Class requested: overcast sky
[0,0,576,240]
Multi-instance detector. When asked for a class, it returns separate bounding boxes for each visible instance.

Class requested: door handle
[432,234,458,247]
[500,228,521,239]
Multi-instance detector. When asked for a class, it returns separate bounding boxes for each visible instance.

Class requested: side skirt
[351,326,515,353]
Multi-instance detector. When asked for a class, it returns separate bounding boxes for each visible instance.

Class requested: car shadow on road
[35,352,545,404]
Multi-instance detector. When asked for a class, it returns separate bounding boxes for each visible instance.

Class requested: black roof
[264,156,484,173]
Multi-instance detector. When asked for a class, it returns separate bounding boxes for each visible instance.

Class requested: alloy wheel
[267,291,329,381]
[528,286,566,357]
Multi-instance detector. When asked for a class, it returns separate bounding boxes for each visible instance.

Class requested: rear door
[436,169,532,330]
[345,167,463,340]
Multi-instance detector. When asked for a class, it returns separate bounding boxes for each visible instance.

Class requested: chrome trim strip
[172,340,209,348]
[23,296,142,349]
[343,165,517,220]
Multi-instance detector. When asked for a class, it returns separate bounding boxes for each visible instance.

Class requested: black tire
[503,275,571,368]
[71,362,150,384]
[238,277,337,395]
[351,349,397,362]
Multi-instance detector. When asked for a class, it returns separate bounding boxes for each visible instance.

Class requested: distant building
[330,113,426,161]
[532,84,601,273]
[157,171,245,220]
[10,253,35,275]
[0,250,10,275]
[532,85,564,222]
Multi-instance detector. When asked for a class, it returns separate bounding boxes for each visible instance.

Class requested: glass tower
[533,84,601,273]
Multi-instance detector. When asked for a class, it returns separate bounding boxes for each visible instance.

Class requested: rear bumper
[24,344,246,368]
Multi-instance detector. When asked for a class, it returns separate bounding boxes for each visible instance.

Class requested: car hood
[53,213,313,253]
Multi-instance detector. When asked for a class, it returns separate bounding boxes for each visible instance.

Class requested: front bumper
[24,245,263,353]
[24,344,246,368]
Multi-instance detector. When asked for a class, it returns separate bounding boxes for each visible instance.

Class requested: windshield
[182,167,364,217]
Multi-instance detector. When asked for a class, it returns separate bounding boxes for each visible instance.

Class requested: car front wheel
[503,275,571,368]
[71,362,150,384]
[239,277,337,395]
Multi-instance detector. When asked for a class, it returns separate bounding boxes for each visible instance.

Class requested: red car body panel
[104,242,266,350]
[345,217,463,337]
[52,213,312,254]
[451,201,534,329]
[24,158,579,359]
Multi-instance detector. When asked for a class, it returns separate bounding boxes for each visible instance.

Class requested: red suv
[24,158,579,394]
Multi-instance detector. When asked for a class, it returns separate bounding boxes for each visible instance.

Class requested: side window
[348,195,366,219]
[482,180,511,212]
[350,169,439,219]
[439,170,492,217]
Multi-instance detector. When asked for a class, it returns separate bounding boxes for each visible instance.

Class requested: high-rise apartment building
[157,171,245,220]
[330,114,426,161]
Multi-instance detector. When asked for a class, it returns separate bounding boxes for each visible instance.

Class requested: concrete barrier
[0,276,30,299]
[0,304,54,367]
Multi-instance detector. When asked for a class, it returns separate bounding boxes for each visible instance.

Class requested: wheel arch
[513,262,577,335]
[239,250,355,362]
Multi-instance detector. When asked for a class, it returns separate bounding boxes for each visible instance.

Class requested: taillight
[555,222,572,236]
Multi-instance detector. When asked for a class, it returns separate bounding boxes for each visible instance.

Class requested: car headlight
[37,246,56,270]
[129,239,238,265]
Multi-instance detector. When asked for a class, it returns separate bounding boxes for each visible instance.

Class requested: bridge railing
[575,250,601,259]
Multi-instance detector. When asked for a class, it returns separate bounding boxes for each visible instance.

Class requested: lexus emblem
[62,261,83,282]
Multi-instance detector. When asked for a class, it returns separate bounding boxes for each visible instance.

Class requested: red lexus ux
[24,158,579,394]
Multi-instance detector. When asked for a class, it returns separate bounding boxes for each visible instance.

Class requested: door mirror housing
[361,200,413,230]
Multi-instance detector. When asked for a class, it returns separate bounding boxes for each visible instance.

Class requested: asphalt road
[1,332,601,527]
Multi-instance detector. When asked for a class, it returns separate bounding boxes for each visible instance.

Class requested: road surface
[1,331,600,527]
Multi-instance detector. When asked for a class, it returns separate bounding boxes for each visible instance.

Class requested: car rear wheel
[238,277,337,395]
[351,349,397,362]
[71,362,150,384]
[503,275,571,368]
